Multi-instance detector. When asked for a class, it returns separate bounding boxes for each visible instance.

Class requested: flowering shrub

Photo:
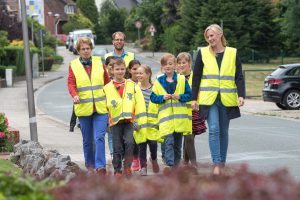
[0,112,14,152]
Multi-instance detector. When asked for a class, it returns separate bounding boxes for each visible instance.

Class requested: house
[44,0,76,35]
[0,0,19,26]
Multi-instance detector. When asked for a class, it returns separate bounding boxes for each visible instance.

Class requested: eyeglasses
[80,47,91,51]
[114,39,124,42]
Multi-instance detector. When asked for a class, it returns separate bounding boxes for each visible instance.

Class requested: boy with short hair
[104,57,146,177]
[150,53,192,170]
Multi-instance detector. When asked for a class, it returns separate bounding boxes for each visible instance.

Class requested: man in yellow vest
[68,37,110,175]
[191,24,245,175]
[104,31,135,68]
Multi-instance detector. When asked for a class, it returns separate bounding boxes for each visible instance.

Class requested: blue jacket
[150,72,192,104]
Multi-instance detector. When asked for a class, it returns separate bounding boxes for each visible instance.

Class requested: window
[286,67,300,77]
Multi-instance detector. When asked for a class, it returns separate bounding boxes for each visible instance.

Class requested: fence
[243,68,276,98]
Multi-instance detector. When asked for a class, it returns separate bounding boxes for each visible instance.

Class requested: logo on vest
[127,93,133,101]
[111,100,117,108]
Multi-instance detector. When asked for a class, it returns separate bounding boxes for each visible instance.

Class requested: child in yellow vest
[150,53,192,171]
[136,64,160,176]
[177,52,207,168]
[104,58,146,177]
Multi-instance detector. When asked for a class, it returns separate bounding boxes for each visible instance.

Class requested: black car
[262,63,300,110]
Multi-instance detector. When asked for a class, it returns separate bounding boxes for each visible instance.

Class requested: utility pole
[20,0,38,142]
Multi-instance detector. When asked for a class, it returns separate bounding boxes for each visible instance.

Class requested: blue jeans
[164,132,183,167]
[78,113,108,169]
[207,98,230,165]
[107,126,113,156]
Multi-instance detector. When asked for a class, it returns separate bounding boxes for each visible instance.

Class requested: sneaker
[151,158,160,173]
[96,168,106,176]
[132,158,140,171]
[124,168,132,177]
[163,166,172,176]
[140,167,147,176]
[114,171,123,177]
[69,127,74,132]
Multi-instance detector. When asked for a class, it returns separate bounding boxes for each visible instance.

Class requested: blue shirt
[150,72,192,104]
[112,50,135,60]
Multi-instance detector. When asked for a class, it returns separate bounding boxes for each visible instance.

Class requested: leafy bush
[0,31,9,57]
[52,55,63,64]
[0,66,17,79]
[10,40,35,48]
[0,46,38,76]
[51,165,300,200]
[0,173,56,200]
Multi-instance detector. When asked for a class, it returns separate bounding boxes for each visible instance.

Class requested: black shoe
[69,127,74,132]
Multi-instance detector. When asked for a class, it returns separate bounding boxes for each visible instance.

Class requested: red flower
[0,132,5,139]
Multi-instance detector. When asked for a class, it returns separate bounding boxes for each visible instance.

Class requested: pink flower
[5,117,9,126]
[0,132,5,139]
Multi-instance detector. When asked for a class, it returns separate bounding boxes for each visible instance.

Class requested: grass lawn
[0,159,22,176]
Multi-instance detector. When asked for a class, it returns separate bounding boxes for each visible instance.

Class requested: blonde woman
[191,24,245,175]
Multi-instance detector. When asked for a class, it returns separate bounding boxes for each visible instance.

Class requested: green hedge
[0,66,17,79]
[0,46,39,76]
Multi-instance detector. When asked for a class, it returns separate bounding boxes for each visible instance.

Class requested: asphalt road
[37,46,300,180]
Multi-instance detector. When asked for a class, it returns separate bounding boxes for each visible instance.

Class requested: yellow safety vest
[197,46,238,106]
[104,79,147,129]
[152,74,192,138]
[104,51,134,68]
[70,56,107,117]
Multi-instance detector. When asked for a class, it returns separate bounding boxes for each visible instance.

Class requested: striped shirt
[141,85,153,111]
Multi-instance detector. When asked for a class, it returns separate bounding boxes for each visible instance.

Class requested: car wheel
[275,103,287,110]
[283,90,300,110]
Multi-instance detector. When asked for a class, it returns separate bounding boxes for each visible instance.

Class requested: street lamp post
[48,12,60,51]
[31,13,39,43]
[20,0,38,142]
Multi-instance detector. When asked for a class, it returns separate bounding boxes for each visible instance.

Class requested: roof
[113,0,137,10]
[45,0,75,21]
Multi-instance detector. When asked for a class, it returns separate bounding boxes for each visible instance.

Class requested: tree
[0,31,9,57]
[76,0,99,25]
[161,0,180,26]
[62,13,93,34]
[177,0,205,51]
[281,0,300,55]
[96,0,128,44]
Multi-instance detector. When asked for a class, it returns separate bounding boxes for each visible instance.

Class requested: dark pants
[138,140,158,168]
[133,142,139,158]
[111,122,135,173]
[70,106,77,129]
[183,134,196,165]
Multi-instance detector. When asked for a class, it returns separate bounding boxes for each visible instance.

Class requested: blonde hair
[160,53,176,66]
[177,52,192,64]
[75,37,94,52]
[138,64,153,84]
[204,24,227,47]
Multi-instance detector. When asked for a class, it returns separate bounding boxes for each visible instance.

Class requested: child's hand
[171,94,180,100]
[164,94,172,100]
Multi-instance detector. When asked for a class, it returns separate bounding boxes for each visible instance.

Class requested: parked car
[92,46,108,64]
[55,34,67,43]
[67,32,74,52]
[262,63,300,110]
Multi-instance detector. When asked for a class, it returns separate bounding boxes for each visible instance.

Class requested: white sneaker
[140,167,147,176]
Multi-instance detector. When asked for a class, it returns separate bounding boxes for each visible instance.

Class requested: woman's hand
[191,100,199,111]
[238,97,245,107]
[73,95,80,104]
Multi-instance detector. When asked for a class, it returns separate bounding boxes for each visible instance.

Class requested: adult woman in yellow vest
[191,24,245,175]
[67,37,110,175]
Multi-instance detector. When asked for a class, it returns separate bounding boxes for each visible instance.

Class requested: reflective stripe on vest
[105,51,134,68]
[152,73,192,137]
[71,56,107,116]
[197,46,238,106]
